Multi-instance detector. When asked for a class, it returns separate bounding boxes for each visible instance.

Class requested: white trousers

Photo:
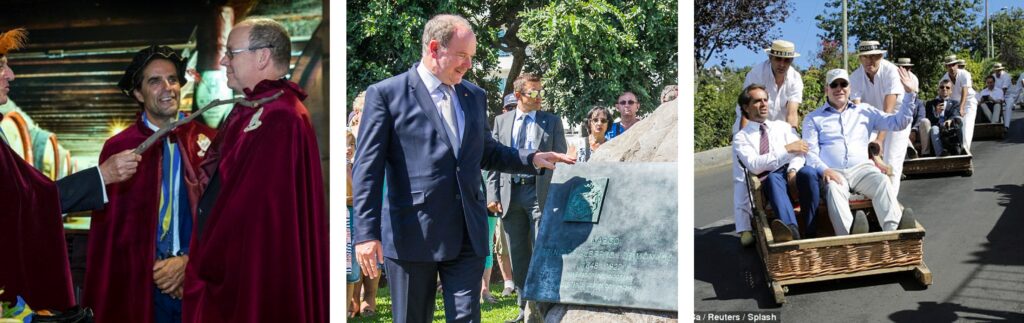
[732,156,752,232]
[962,98,979,151]
[882,126,911,195]
[825,162,903,236]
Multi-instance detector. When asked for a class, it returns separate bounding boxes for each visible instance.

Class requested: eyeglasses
[590,118,608,123]
[617,100,637,105]
[225,45,274,60]
[522,89,544,99]
[829,81,849,89]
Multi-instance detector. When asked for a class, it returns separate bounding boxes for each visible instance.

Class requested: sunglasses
[940,86,952,90]
[522,89,544,99]
[829,81,849,89]
[590,118,608,123]
[617,100,637,105]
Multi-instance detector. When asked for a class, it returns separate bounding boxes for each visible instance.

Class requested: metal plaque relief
[563,177,608,223]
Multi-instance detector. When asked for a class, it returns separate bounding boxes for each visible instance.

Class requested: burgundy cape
[82,115,214,323]
[183,79,326,322]
[0,119,74,311]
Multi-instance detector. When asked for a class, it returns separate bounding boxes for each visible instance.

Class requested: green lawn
[349,282,519,322]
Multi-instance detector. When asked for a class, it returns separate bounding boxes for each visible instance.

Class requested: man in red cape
[182,18,326,322]
[83,45,215,323]
[0,28,140,312]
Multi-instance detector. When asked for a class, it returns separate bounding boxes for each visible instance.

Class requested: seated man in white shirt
[733,83,808,242]
[801,68,917,236]
[977,75,1005,124]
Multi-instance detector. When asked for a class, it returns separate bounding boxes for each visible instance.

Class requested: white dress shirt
[732,59,804,128]
[850,59,904,112]
[732,119,805,175]
[994,71,1012,90]
[977,87,1004,102]
[511,109,538,150]
[416,64,466,140]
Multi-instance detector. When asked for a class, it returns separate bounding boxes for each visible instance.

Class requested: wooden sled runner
[741,165,932,305]
[902,150,973,177]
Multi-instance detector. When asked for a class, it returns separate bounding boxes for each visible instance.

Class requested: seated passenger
[732,83,808,242]
[926,80,965,156]
[797,68,917,237]
[977,75,1005,123]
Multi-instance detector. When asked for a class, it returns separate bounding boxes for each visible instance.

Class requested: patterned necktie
[759,123,769,155]
[438,85,460,155]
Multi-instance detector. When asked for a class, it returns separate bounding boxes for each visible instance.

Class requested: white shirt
[994,71,1012,90]
[939,69,977,103]
[511,109,538,149]
[732,119,805,175]
[850,59,904,112]
[416,64,466,140]
[977,87,1004,102]
[733,59,804,125]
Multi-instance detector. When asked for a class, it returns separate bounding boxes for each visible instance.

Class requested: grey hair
[421,14,473,56]
[238,17,292,70]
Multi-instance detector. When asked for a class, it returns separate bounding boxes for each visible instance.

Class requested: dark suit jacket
[352,65,537,262]
[485,109,566,213]
[925,98,962,126]
[57,166,104,214]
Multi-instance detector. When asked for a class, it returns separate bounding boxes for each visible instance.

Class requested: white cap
[825,69,849,85]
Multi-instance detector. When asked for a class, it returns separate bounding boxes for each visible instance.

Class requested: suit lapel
[407,66,455,156]
[454,83,474,157]
[533,112,549,148]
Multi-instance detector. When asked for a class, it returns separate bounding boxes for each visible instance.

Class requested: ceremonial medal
[244,107,264,132]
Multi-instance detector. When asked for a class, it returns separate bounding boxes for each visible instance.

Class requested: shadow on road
[693,225,779,308]
[888,301,1024,322]
[971,184,1024,267]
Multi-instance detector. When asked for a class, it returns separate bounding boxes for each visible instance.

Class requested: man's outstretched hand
[100,150,142,185]
[532,151,575,170]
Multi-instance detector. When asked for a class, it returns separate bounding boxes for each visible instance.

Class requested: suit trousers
[501,182,542,310]
[795,166,824,238]
[825,162,902,236]
[762,168,798,227]
[384,211,485,323]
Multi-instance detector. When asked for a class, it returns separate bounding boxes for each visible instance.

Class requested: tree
[346,1,502,112]
[519,0,677,124]
[816,0,979,95]
[695,0,793,69]
[965,7,1024,71]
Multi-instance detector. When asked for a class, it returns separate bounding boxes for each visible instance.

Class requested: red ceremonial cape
[82,115,214,323]
[183,79,326,322]
[0,118,74,311]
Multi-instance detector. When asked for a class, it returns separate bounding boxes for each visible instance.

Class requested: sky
[705,0,1024,69]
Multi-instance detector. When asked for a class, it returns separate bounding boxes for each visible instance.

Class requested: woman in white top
[568,106,612,162]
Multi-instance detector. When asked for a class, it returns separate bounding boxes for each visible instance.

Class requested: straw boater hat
[0,28,28,56]
[895,58,914,67]
[856,40,886,56]
[992,63,1005,71]
[764,40,800,58]
[942,55,964,66]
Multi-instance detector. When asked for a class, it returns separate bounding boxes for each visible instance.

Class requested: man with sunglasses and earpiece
[796,69,918,238]
[486,72,566,323]
[730,39,804,247]
[606,90,641,140]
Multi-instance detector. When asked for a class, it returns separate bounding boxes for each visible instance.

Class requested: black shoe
[907,147,919,159]
[898,208,916,230]
[788,223,801,240]
[851,210,869,234]
[769,219,794,242]
[505,312,525,323]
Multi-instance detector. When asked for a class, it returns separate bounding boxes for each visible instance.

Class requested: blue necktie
[516,114,532,149]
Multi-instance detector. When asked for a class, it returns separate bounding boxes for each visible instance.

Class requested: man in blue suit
[352,14,573,323]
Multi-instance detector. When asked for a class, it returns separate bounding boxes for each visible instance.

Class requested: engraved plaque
[563,177,608,223]
[524,162,677,312]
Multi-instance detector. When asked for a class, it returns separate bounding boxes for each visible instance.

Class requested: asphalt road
[693,112,1024,322]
